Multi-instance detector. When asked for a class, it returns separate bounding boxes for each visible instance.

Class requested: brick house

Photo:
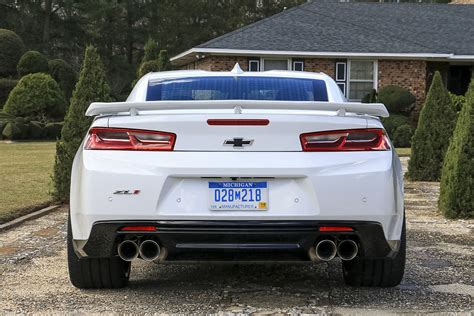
[171,1,474,107]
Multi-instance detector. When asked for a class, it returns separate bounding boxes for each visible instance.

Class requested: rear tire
[67,215,130,289]
[342,215,406,287]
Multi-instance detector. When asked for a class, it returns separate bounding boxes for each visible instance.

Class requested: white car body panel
[70,69,404,256]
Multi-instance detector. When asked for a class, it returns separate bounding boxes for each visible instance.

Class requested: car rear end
[68,70,405,289]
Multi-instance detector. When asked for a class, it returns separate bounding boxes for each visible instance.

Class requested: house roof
[172,1,474,65]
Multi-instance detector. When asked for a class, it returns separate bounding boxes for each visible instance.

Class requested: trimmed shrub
[393,124,413,148]
[449,92,466,113]
[3,73,67,121]
[0,29,26,76]
[48,59,77,101]
[52,45,111,202]
[2,122,24,140]
[2,122,22,140]
[0,78,18,109]
[439,81,473,219]
[407,72,456,181]
[45,122,63,139]
[361,89,377,104]
[381,114,410,139]
[158,50,172,71]
[378,85,416,115]
[28,121,46,139]
[17,51,49,77]
[137,60,160,78]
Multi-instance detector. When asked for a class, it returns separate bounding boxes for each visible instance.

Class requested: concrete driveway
[0,158,473,314]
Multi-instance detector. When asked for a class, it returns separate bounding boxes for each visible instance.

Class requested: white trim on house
[293,60,304,71]
[171,47,474,65]
[249,59,260,72]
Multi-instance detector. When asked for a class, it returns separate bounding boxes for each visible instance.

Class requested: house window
[336,62,346,81]
[335,62,347,96]
[293,61,304,71]
[337,82,346,96]
[347,60,377,101]
[249,59,260,72]
[262,58,289,71]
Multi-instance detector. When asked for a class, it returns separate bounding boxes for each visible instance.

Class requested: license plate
[209,181,268,210]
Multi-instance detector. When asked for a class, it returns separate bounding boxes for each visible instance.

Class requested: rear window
[146,76,328,101]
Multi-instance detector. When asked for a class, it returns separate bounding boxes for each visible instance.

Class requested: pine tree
[158,50,172,71]
[407,71,456,181]
[438,80,473,219]
[52,46,111,201]
[142,38,159,64]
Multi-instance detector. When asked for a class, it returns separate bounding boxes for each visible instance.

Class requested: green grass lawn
[396,147,411,157]
[0,141,56,224]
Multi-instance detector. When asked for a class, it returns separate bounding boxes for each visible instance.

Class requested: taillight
[300,128,390,152]
[119,226,156,232]
[85,127,176,151]
[319,226,354,232]
[207,119,270,126]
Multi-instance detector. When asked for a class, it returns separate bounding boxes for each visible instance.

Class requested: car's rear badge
[113,190,141,195]
[224,138,253,148]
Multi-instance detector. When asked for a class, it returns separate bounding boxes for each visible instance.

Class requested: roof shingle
[196,2,474,55]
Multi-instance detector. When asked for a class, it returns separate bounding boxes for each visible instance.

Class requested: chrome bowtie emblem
[224,138,253,148]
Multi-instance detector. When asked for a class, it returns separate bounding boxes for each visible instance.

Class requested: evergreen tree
[158,50,171,71]
[142,38,159,64]
[438,80,473,218]
[52,46,111,201]
[407,71,456,181]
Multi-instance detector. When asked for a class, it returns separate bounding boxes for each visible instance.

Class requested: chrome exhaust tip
[337,239,359,261]
[139,240,161,261]
[315,239,337,261]
[117,240,139,261]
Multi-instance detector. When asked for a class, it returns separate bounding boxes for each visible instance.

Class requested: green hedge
[439,81,473,219]
[0,119,62,140]
[0,78,18,109]
[381,114,410,139]
[45,122,64,139]
[17,51,49,77]
[0,29,26,76]
[392,124,413,148]
[49,59,77,100]
[1,122,22,140]
[3,73,67,121]
[378,85,416,115]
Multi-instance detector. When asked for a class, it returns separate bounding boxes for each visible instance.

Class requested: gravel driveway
[1,158,473,314]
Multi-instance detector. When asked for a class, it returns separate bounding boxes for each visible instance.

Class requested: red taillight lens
[85,127,176,151]
[207,119,270,126]
[300,128,390,152]
[119,226,156,232]
[319,226,354,232]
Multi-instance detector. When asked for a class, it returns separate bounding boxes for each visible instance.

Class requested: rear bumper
[76,220,397,261]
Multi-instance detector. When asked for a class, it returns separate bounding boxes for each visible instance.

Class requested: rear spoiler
[85,100,389,117]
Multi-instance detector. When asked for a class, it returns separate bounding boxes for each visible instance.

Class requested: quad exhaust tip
[139,240,161,261]
[315,239,337,261]
[337,239,359,261]
[117,240,139,261]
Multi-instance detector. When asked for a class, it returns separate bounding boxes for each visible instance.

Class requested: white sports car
[68,64,405,289]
